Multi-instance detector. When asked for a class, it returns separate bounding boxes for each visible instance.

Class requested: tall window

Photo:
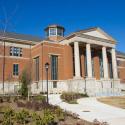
[13,64,19,76]
[51,55,58,80]
[84,53,87,77]
[108,61,113,78]
[91,50,95,77]
[34,57,39,81]
[99,53,104,78]
[57,28,64,36]
[10,47,22,57]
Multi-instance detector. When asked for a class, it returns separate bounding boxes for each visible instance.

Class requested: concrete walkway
[49,94,125,125]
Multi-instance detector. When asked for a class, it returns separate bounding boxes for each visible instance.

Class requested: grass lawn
[97,96,125,109]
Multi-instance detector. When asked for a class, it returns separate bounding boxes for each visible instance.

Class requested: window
[117,60,121,66]
[84,53,87,77]
[99,53,104,78]
[91,50,95,77]
[53,81,57,88]
[108,61,113,78]
[10,47,22,57]
[57,28,63,36]
[34,57,39,81]
[13,64,19,76]
[49,28,57,36]
[51,55,58,80]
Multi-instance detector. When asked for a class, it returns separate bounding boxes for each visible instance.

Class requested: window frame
[51,55,58,80]
[13,64,19,76]
[34,56,39,82]
[10,46,22,57]
[49,28,57,36]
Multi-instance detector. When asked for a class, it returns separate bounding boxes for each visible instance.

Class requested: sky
[0,0,125,52]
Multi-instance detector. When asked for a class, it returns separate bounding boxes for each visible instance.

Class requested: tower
[44,24,65,41]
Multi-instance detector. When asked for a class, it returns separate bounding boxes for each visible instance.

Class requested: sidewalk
[49,94,125,125]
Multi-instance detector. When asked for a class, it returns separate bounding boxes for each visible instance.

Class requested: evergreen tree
[19,70,30,97]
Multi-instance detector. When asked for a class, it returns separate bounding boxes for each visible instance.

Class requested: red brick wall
[94,50,100,80]
[0,43,31,82]
[1,40,125,84]
[118,60,125,83]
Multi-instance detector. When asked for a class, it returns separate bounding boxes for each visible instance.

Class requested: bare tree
[0,5,19,94]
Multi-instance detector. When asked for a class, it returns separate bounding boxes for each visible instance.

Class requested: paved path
[49,94,125,125]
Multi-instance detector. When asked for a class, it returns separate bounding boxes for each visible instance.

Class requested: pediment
[81,27,116,42]
[84,30,109,39]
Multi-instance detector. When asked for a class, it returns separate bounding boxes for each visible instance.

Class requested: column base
[73,76,83,80]
[85,77,95,80]
[112,78,121,91]
[85,77,96,96]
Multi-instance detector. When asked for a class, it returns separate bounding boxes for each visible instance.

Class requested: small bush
[61,92,89,104]
[2,108,15,125]
[33,95,46,102]
[13,96,18,102]
[15,109,30,124]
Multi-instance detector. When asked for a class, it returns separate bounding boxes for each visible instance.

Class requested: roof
[44,24,65,31]
[116,51,125,58]
[60,27,116,44]
[0,31,42,43]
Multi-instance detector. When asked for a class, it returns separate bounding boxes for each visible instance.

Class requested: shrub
[43,109,55,124]
[33,95,46,102]
[15,109,30,124]
[13,96,18,102]
[19,69,30,98]
[61,92,89,104]
[55,107,64,121]
[2,108,15,125]
[32,113,43,125]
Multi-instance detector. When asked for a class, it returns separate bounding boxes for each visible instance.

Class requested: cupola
[44,24,65,41]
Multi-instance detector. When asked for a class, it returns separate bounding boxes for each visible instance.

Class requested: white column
[102,46,109,79]
[74,42,81,78]
[86,43,92,78]
[111,48,118,79]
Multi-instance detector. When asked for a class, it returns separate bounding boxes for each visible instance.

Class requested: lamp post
[45,62,49,104]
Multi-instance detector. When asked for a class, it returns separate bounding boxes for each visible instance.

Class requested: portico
[62,28,120,95]
[73,42,118,80]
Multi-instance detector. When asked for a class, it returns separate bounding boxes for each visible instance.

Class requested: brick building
[0,24,125,95]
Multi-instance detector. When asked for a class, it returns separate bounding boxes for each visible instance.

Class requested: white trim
[61,36,115,48]
[117,58,125,61]
[0,41,32,48]
[0,55,30,60]
[0,36,39,44]
[48,53,61,56]
[118,66,125,69]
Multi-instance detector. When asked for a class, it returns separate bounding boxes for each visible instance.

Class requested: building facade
[0,25,125,96]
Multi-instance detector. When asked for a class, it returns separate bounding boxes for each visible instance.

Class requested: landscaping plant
[2,108,15,125]
[19,69,31,98]
[15,109,30,125]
